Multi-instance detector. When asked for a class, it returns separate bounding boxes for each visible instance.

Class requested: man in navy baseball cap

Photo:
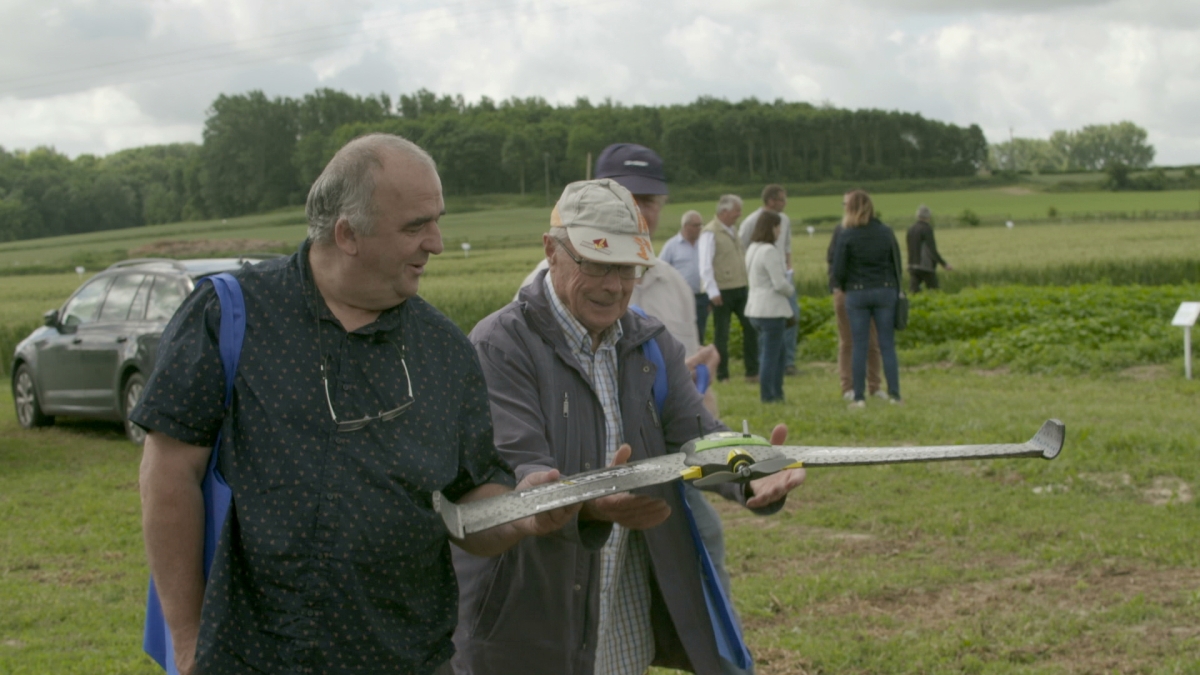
[595,143,668,196]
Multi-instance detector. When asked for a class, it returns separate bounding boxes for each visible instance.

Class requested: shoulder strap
[629,305,668,416]
[200,273,246,407]
[143,272,245,674]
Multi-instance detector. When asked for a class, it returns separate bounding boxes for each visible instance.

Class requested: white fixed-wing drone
[434,419,1065,538]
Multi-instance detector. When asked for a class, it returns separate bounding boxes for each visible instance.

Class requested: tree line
[987,121,1155,174]
[4,87,994,242]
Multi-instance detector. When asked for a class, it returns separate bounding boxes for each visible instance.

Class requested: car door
[134,274,189,371]
[74,273,147,412]
[38,275,114,411]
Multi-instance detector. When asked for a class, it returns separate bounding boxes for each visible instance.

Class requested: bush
[958,209,981,227]
[798,283,1200,374]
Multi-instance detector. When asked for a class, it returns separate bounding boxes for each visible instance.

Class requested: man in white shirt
[738,185,800,374]
[699,194,758,383]
[658,209,709,344]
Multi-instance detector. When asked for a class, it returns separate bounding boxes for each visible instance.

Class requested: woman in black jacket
[831,190,902,406]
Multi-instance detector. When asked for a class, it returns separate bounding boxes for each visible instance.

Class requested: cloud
[0,0,1197,164]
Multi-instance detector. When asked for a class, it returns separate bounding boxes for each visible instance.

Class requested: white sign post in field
[1171,302,1200,380]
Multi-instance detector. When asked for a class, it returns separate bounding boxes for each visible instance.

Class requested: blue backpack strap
[628,306,750,668]
[144,272,245,673]
[630,305,668,416]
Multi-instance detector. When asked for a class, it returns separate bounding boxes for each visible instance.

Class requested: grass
[2,186,1199,271]
[4,182,1200,673]
[3,362,1199,674]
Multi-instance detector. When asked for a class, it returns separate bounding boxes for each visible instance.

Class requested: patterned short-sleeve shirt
[132,239,514,675]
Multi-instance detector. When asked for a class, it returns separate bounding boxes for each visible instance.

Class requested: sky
[1,0,1198,165]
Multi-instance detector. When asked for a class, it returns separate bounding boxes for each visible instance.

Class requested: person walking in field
[906,204,952,293]
[831,190,903,407]
[744,211,795,402]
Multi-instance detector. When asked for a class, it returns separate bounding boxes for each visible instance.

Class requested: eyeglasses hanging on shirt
[317,320,414,432]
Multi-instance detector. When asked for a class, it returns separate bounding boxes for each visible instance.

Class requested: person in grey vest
[700,194,758,382]
[452,179,806,675]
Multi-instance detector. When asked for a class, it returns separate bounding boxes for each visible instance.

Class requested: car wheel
[122,372,147,445]
[13,364,54,429]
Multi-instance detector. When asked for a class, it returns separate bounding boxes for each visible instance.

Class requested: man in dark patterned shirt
[134,134,578,675]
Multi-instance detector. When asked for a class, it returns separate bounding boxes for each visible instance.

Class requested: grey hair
[716,194,743,215]
[680,210,703,227]
[546,227,571,246]
[305,133,436,244]
[916,204,932,221]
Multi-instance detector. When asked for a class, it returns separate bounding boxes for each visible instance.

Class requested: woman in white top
[744,211,795,402]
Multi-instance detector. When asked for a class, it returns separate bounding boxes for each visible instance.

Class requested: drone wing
[775,419,1064,467]
[434,454,688,538]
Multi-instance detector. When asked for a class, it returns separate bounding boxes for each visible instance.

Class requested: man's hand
[580,445,671,530]
[685,344,720,384]
[509,469,581,537]
[746,424,806,509]
[710,295,723,307]
[945,264,954,271]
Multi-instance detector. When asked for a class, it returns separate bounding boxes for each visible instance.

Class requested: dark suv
[10,256,276,443]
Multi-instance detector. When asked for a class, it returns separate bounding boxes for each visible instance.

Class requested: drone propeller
[746,456,799,476]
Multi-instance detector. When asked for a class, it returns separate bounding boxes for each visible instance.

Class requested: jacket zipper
[647,400,661,429]
[563,392,569,417]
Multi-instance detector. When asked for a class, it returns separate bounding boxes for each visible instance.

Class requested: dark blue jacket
[831,218,902,291]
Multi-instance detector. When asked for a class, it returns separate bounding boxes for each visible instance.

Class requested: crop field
[2,185,1199,673]
[1,187,1198,270]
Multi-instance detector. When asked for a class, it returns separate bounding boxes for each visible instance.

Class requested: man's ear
[334,217,358,255]
[543,234,557,265]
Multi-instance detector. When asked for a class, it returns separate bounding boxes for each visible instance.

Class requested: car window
[61,276,115,327]
[98,274,147,322]
[128,275,153,322]
[146,278,188,321]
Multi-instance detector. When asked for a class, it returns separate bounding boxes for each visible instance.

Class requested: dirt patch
[1120,365,1170,381]
[972,366,1010,377]
[1143,477,1193,505]
[999,186,1035,196]
[129,239,288,258]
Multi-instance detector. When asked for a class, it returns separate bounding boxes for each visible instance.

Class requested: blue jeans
[783,292,799,367]
[845,287,900,401]
[695,293,710,345]
[749,317,786,402]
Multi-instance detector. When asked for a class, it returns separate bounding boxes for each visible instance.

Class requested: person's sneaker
[785,365,799,376]
[848,400,866,410]
[889,397,903,405]
[842,390,854,401]
[872,390,889,401]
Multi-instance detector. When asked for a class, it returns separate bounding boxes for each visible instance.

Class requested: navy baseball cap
[594,143,668,195]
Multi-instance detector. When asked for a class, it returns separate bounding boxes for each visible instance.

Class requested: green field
[2,187,1198,270]
[2,185,1199,673]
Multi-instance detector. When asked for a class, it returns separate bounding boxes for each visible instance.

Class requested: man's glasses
[557,243,642,280]
[320,336,414,432]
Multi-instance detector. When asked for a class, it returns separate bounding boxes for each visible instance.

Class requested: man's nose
[424,222,445,254]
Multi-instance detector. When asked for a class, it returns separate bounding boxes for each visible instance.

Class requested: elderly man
[700,194,758,382]
[135,134,576,675]
[453,179,805,675]
[660,209,709,344]
[906,204,953,293]
[738,185,799,375]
